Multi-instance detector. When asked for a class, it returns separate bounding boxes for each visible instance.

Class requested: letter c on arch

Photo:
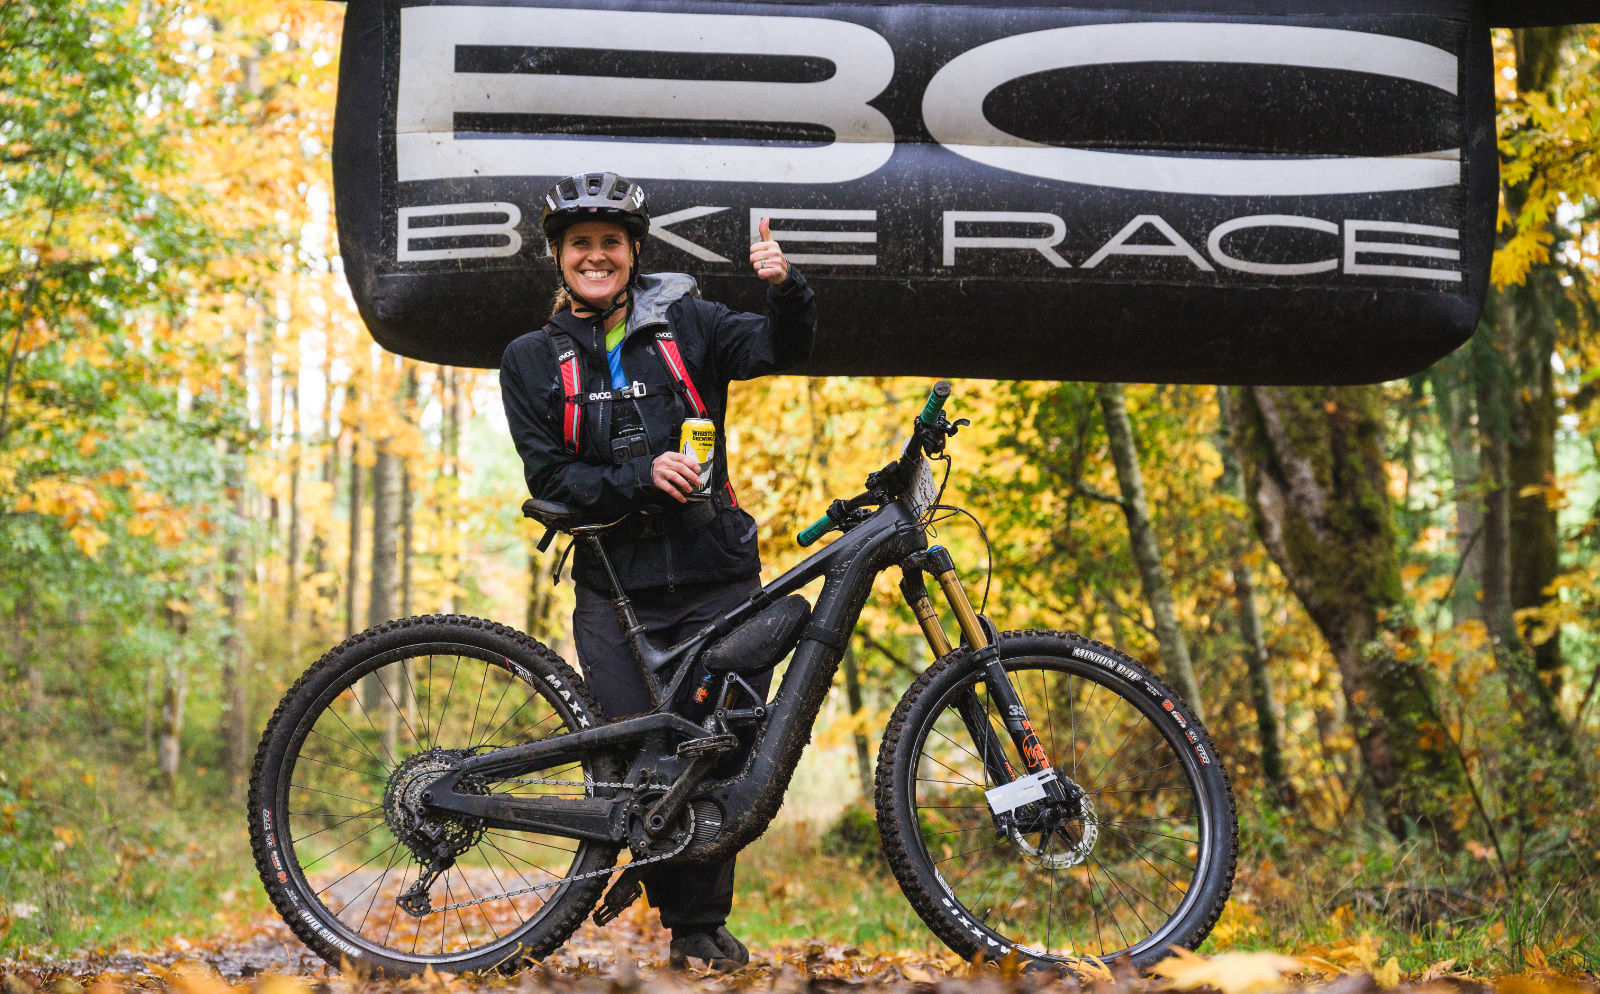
[921,21,1461,197]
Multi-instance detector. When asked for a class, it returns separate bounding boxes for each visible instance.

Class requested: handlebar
[797,513,835,548]
[918,380,952,427]
[796,380,956,546]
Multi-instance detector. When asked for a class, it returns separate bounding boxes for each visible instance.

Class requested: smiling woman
[558,222,634,314]
[496,170,817,972]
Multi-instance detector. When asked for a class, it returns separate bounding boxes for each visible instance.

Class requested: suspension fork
[902,548,1062,797]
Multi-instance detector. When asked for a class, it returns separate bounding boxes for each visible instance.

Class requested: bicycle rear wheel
[248,615,620,975]
[876,630,1236,971]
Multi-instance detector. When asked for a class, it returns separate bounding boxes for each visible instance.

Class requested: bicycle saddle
[520,498,626,532]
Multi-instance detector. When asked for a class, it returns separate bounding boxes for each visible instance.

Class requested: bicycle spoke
[292,806,385,845]
[310,725,387,770]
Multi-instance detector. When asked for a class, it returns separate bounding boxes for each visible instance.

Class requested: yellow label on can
[681,418,716,495]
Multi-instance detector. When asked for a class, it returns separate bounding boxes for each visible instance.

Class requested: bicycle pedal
[593,872,643,926]
[677,734,739,759]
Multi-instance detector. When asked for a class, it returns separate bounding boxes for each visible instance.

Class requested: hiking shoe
[668,926,749,972]
[713,925,748,966]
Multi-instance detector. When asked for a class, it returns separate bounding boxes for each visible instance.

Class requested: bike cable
[927,502,994,615]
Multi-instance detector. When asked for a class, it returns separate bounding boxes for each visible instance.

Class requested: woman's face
[559,220,633,307]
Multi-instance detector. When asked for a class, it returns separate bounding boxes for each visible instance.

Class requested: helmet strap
[566,280,631,324]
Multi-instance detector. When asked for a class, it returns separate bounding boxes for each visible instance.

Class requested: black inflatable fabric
[328,0,1586,383]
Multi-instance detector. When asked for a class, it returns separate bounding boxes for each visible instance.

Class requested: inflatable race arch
[328,0,1600,383]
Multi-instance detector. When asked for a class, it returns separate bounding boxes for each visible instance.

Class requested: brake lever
[914,413,966,455]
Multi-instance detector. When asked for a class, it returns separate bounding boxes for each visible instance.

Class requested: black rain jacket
[500,271,816,594]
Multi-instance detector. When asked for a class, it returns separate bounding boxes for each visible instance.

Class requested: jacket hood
[629,273,699,329]
[547,272,699,352]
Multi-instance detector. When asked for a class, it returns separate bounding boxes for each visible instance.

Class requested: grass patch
[0,730,265,959]
[733,814,941,955]
[1202,791,1600,976]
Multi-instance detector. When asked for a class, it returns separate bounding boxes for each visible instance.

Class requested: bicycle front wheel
[876,630,1236,971]
[248,615,621,976]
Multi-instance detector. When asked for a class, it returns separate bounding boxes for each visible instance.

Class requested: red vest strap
[557,350,583,453]
[654,331,707,418]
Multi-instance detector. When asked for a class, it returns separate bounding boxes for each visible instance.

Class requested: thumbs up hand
[749,216,790,286]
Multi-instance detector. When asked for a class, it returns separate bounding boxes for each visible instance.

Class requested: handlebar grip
[918,380,953,426]
[797,514,835,547]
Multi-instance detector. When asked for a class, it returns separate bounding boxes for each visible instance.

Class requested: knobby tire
[247,615,620,976]
[876,630,1236,972]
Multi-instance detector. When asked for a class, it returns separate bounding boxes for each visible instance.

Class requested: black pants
[572,577,765,934]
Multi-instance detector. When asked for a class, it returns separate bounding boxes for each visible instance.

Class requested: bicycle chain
[418,778,688,917]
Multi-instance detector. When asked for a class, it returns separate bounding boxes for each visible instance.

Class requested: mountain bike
[248,381,1236,976]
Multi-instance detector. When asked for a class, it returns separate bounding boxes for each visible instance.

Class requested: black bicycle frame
[428,488,1052,866]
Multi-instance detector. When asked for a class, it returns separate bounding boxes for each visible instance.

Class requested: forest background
[3,0,1600,977]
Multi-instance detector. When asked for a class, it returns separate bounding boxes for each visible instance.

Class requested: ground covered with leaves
[3,899,1598,994]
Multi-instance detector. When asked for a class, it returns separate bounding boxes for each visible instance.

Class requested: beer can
[680,418,716,498]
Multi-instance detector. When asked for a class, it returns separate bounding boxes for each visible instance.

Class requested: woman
[499,171,816,972]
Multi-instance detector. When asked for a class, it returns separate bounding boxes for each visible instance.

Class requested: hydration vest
[547,325,738,509]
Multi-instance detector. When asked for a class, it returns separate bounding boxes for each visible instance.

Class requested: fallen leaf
[1149,948,1302,994]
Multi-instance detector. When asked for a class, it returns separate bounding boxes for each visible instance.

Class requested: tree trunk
[400,367,418,618]
[1507,332,1560,676]
[527,553,553,637]
[368,444,400,627]
[842,645,873,800]
[1464,24,1578,768]
[1095,383,1204,711]
[442,366,464,614]
[1217,387,1294,806]
[1236,385,1461,844]
[1433,353,1484,623]
[365,441,401,750]
[220,435,252,793]
[1475,294,1575,764]
[345,429,363,637]
[13,603,41,714]
[286,383,303,666]
[158,670,186,793]
[159,602,189,792]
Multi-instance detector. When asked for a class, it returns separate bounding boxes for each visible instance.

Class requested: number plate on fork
[907,455,939,520]
[985,768,1057,815]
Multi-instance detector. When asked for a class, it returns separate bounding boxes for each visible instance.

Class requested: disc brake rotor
[1009,789,1098,868]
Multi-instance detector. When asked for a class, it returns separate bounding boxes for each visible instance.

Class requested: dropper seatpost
[580,531,665,705]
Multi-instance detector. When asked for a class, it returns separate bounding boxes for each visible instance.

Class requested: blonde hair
[548,231,574,317]
[549,284,573,318]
